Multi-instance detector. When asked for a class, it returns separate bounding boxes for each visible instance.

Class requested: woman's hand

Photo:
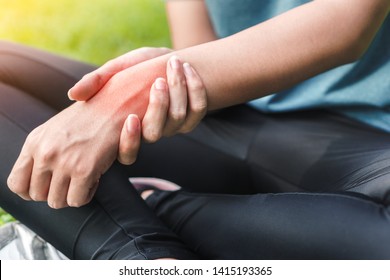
[7,55,207,208]
[117,57,206,164]
[7,102,120,209]
[6,56,163,209]
[72,52,207,165]
[70,48,207,143]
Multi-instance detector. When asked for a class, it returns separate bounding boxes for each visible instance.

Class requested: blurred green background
[0,0,171,64]
[0,0,171,225]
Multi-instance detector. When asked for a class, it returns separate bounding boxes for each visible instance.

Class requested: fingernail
[126,114,139,134]
[169,56,180,69]
[183,63,193,76]
[67,89,75,101]
[154,78,167,91]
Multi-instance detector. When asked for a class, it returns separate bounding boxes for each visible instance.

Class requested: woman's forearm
[92,0,389,120]
[169,0,389,110]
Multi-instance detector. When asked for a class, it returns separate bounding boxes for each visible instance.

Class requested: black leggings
[1,41,390,259]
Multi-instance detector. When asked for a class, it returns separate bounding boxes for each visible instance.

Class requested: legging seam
[92,199,148,260]
[71,210,97,259]
[247,158,390,195]
[179,190,388,209]
[334,150,390,179]
[181,131,257,191]
[242,123,305,191]
[249,161,304,190]
[132,236,148,260]
[342,162,390,191]
[89,233,148,260]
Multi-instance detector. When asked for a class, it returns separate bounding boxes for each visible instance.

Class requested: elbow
[319,0,390,63]
[335,23,380,64]
[325,0,390,64]
[339,40,369,64]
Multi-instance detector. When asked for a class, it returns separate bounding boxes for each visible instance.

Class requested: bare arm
[166,0,217,49]
[73,0,389,113]
[76,0,390,112]
[169,0,390,109]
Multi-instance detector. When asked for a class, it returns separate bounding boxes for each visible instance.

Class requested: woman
[1,0,390,259]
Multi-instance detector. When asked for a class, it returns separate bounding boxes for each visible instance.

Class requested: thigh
[149,189,390,259]
[246,110,390,202]
[128,107,390,203]
[0,40,96,111]
[127,106,260,194]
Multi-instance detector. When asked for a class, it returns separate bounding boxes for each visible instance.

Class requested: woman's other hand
[118,57,207,165]
[7,102,120,209]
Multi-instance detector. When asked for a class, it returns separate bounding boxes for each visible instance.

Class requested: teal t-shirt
[205,0,390,132]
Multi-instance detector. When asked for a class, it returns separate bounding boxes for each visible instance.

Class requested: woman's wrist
[86,56,168,125]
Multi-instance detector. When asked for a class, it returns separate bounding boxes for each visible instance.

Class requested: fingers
[139,56,207,144]
[163,56,207,136]
[7,125,102,209]
[142,78,169,143]
[8,145,69,208]
[117,114,141,165]
[28,165,51,202]
[7,156,34,201]
[68,47,172,101]
[47,174,70,209]
[164,56,188,136]
[179,62,207,133]
[67,177,98,208]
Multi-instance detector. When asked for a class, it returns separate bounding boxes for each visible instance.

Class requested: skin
[7,0,390,209]
[165,0,217,49]
[118,62,206,165]
[70,49,207,143]
[7,57,205,209]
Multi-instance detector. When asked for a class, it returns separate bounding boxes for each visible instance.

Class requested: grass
[0,0,171,224]
[0,208,14,226]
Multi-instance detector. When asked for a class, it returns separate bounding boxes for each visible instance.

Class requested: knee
[0,40,18,84]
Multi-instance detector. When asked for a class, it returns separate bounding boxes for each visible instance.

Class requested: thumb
[68,70,110,101]
[68,56,127,101]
